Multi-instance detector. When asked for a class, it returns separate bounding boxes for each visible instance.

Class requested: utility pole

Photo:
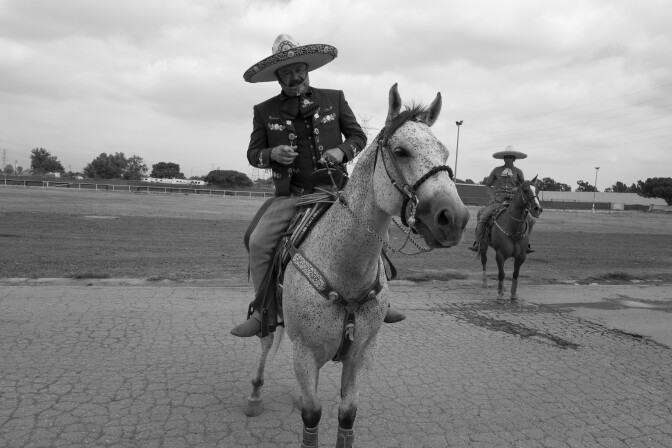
[454,121,463,182]
[591,167,600,213]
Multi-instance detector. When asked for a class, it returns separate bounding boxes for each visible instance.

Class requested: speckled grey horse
[245,84,470,447]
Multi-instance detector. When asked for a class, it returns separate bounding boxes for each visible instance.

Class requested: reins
[497,184,539,240]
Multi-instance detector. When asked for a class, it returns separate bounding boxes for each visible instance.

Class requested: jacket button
[314,128,319,135]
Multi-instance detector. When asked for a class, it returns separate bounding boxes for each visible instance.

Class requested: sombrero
[492,145,527,159]
[243,34,338,83]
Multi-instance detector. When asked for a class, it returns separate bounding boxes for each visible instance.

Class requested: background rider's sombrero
[492,145,527,159]
[243,34,338,83]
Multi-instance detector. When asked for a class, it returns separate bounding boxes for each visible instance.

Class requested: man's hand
[270,145,298,165]
[319,148,345,166]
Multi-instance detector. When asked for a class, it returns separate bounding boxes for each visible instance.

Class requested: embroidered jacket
[247,87,367,196]
[485,165,525,201]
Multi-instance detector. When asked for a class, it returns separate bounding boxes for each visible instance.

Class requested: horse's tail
[476,219,491,246]
[268,325,284,363]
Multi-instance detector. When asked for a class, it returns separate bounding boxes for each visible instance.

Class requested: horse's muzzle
[417,202,470,248]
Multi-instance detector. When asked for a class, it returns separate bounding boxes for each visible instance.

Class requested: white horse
[244,84,470,447]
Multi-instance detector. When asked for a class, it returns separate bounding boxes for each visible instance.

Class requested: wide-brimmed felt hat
[492,145,527,159]
[243,34,338,83]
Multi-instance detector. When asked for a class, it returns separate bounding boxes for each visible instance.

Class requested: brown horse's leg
[480,247,488,288]
[495,251,506,300]
[510,254,526,301]
[293,343,322,447]
[245,333,274,417]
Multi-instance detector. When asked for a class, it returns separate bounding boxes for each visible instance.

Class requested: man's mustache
[288,76,305,87]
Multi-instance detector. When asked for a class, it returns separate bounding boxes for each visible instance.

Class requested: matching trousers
[248,195,301,293]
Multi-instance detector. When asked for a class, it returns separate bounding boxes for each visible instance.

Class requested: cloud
[1,0,671,188]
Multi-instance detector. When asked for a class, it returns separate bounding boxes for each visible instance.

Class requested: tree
[30,148,64,173]
[253,177,274,188]
[628,182,642,195]
[204,170,253,188]
[454,178,475,184]
[151,162,184,179]
[83,153,148,179]
[3,164,14,174]
[84,152,127,179]
[605,181,628,193]
[637,177,672,206]
[124,155,148,180]
[538,177,571,191]
[576,180,596,192]
[16,166,23,175]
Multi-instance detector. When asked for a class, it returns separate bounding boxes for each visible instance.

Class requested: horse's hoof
[244,397,263,417]
[510,295,518,301]
[481,283,488,289]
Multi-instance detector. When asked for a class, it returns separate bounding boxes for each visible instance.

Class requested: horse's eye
[393,147,409,158]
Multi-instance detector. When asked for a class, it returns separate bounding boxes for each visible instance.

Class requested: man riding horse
[231,34,405,338]
[468,145,535,254]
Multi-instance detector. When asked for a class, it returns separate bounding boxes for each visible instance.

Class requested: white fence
[0,178,275,199]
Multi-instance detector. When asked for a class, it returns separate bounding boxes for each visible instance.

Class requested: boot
[384,305,406,323]
[230,316,261,337]
[469,222,485,252]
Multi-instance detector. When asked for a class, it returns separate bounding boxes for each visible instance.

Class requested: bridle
[323,110,454,254]
[507,183,540,222]
[495,183,539,240]
[373,111,454,230]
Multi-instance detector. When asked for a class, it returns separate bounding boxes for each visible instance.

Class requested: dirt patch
[2,187,672,286]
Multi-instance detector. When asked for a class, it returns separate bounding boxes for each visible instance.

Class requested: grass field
[2,186,671,285]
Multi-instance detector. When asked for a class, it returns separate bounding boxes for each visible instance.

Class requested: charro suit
[247,87,367,196]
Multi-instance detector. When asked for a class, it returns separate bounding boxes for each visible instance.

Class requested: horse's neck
[501,195,527,229]
[299,151,392,286]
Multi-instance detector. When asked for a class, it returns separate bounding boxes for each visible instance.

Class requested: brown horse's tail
[476,219,491,247]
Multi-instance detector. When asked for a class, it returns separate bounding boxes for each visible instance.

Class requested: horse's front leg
[495,251,506,300]
[245,333,275,417]
[338,337,378,448]
[510,253,526,301]
[293,342,323,448]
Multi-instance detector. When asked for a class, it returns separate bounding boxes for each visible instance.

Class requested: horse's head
[519,175,543,218]
[370,83,470,248]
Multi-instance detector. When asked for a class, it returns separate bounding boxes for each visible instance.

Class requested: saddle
[243,191,335,338]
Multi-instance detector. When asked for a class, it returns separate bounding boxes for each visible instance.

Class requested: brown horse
[478,177,542,300]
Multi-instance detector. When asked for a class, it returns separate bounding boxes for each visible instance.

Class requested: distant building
[141,177,206,186]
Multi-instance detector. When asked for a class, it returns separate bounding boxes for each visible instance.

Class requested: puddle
[555,299,672,312]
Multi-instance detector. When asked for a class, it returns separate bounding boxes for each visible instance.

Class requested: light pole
[454,121,463,182]
[591,166,600,213]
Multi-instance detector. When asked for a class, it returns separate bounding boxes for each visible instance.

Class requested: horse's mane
[380,102,430,147]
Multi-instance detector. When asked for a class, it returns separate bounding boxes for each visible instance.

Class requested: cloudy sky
[1,0,670,190]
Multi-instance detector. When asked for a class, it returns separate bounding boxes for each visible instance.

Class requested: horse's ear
[423,92,442,127]
[531,175,538,184]
[386,83,402,125]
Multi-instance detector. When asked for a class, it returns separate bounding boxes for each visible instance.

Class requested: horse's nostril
[437,210,450,228]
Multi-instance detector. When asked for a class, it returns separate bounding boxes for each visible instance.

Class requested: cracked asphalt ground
[1,187,672,447]
[1,281,670,448]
